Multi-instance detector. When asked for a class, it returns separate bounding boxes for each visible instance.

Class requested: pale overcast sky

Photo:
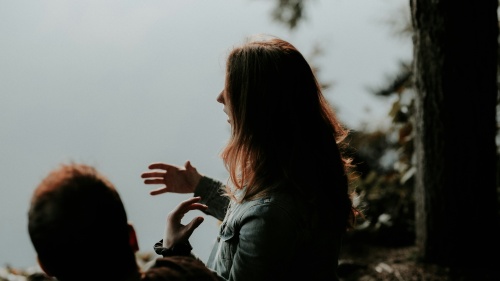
[0,0,411,269]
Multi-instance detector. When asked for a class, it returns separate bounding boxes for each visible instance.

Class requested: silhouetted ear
[37,256,54,277]
[128,222,139,253]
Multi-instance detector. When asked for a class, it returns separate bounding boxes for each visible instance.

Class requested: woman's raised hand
[141,161,202,196]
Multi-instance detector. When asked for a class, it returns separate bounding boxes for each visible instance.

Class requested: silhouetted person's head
[28,163,139,281]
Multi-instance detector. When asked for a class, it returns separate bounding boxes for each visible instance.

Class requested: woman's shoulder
[236,189,305,219]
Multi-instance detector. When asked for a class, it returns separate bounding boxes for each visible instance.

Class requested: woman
[141,35,358,281]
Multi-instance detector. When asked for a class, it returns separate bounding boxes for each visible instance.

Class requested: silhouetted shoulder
[142,256,220,281]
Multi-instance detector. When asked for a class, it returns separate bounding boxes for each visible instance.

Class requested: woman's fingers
[174,197,206,213]
[185,161,194,170]
[141,171,167,179]
[143,179,166,185]
[141,164,170,195]
[186,203,209,212]
[141,161,197,195]
[148,162,178,170]
[150,187,168,196]
[184,216,205,236]
[169,197,207,219]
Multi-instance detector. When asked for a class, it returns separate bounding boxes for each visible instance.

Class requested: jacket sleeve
[154,239,193,257]
[194,176,230,221]
[153,240,227,281]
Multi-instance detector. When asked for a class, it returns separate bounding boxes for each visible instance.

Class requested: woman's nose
[216,91,224,104]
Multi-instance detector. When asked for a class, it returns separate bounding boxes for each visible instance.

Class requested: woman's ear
[128,222,139,253]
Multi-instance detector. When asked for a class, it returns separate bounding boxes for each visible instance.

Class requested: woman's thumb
[186,217,204,236]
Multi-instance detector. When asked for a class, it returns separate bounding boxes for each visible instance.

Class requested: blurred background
[0,0,411,270]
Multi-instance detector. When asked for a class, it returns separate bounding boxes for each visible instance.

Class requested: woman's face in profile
[217,89,232,125]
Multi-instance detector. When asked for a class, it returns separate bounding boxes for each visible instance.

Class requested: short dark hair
[28,163,137,280]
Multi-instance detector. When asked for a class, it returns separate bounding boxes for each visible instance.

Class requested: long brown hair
[221,35,356,229]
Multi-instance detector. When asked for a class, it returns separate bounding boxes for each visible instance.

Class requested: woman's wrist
[154,239,193,257]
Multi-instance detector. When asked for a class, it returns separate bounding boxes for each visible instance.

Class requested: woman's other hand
[141,161,202,196]
[164,196,208,248]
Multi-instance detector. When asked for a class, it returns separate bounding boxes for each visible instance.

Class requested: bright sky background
[0,0,411,269]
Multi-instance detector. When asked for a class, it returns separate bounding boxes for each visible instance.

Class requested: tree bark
[411,0,500,277]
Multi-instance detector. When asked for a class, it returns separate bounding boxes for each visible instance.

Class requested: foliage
[269,0,308,30]
[345,61,416,247]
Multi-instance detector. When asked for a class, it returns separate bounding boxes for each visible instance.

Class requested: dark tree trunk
[411,0,500,278]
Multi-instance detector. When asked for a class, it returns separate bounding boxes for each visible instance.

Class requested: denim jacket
[194,176,342,281]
